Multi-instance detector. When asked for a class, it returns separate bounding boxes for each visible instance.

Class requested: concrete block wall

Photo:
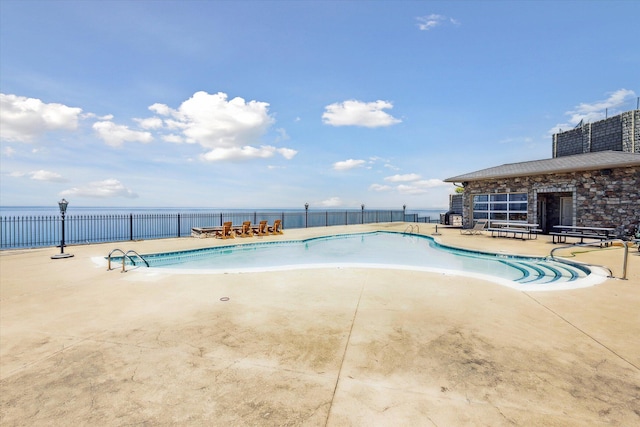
[553,110,639,157]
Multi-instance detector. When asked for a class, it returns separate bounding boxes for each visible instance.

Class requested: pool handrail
[107,248,150,273]
[403,224,420,234]
[549,239,630,280]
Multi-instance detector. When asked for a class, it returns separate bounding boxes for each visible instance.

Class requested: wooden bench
[191,226,222,238]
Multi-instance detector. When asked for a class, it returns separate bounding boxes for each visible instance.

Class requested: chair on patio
[234,221,253,238]
[460,219,487,235]
[267,219,283,235]
[215,222,234,239]
[252,220,268,236]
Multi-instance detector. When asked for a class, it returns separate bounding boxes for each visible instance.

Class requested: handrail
[549,239,630,280]
[403,224,420,234]
[107,248,149,273]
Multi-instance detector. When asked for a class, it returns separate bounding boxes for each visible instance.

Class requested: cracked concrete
[1,223,639,426]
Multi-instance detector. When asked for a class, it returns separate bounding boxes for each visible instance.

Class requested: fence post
[177,213,181,237]
[129,214,133,241]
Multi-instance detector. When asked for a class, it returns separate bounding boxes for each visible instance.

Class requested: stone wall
[461,165,640,234]
[553,110,639,157]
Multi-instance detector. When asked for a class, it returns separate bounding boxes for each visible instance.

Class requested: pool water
[119,232,599,290]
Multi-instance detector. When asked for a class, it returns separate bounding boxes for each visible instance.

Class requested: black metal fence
[1,210,435,250]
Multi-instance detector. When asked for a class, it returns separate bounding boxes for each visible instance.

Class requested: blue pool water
[118,232,600,290]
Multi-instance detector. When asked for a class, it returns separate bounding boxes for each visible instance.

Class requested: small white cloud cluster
[416,14,460,31]
[549,89,636,134]
[92,121,153,147]
[144,91,297,162]
[333,159,367,171]
[60,179,138,199]
[0,94,82,142]
[322,100,401,128]
[370,174,446,195]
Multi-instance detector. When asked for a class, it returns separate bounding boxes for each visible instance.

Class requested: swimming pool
[113,231,604,291]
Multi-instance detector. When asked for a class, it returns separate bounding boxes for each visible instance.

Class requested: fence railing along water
[1,210,436,250]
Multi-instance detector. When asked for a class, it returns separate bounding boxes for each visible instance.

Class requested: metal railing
[549,239,632,280]
[107,248,149,273]
[1,210,431,250]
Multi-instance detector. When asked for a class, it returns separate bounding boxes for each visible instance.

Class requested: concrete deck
[1,223,639,426]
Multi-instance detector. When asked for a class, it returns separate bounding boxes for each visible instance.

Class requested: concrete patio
[1,223,639,426]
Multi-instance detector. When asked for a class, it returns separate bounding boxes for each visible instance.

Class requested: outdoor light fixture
[51,198,73,259]
[305,202,309,228]
[361,204,365,224]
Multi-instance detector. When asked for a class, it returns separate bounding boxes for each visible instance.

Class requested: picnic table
[550,225,616,245]
[487,222,541,240]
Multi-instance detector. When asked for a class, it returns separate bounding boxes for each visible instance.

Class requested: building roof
[444,151,640,183]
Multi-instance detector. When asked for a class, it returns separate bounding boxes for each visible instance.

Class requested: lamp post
[361,204,365,224]
[51,198,74,259]
[305,202,309,228]
[403,204,406,220]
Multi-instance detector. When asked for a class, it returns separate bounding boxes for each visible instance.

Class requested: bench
[550,231,611,245]
[191,226,222,238]
[487,227,540,240]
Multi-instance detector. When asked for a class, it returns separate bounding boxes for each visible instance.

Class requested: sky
[1,0,638,210]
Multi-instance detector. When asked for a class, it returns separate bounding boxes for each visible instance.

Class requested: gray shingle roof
[444,151,640,182]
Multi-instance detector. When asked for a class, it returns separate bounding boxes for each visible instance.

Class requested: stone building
[444,110,640,234]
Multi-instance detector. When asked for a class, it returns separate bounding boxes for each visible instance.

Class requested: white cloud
[372,174,446,195]
[60,179,138,199]
[275,127,289,142]
[3,146,16,157]
[416,14,460,31]
[30,170,66,182]
[200,145,279,162]
[92,121,154,147]
[147,91,294,162]
[322,100,401,128]
[549,89,637,134]
[0,93,82,142]
[162,134,184,143]
[384,173,421,182]
[134,117,164,130]
[369,184,392,192]
[319,197,343,207]
[333,159,367,171]
[277,147,298,160]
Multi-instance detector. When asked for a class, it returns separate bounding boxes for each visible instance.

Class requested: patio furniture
[487,222,541,240]
[267,219,283,235]
[215,222,234,239]
[550,225,616,245]
[252,220,268,236]
[233,221,253,238]
[460,219,487,235]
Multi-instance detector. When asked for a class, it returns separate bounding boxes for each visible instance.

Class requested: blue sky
[1,0,638,210]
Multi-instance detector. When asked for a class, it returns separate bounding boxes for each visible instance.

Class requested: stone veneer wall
[553,110,639,157]
[461,166,640,233]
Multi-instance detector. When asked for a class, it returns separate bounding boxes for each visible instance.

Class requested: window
[473,193,528,223]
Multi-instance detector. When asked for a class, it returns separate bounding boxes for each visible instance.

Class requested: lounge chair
[267,219,283,235]
[460,219,487,235]
[252,220,268,236]
[215,222,234,239]
[234,221,253,238]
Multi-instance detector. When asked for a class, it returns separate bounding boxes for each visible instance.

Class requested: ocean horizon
[0,206,447,217]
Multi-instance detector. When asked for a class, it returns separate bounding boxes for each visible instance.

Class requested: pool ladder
[404,224,420,234]
[107,249,149,273]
